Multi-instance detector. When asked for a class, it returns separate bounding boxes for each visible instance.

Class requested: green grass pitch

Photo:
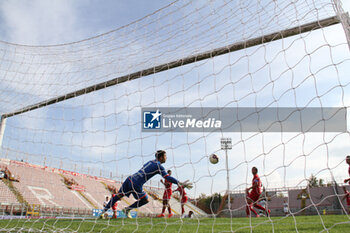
[0,215,349,232]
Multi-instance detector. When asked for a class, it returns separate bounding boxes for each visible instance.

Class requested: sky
[0,0,174,45]
[0,0,350,198]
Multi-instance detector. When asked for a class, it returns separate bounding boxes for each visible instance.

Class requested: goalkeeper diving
[100,150,193,218]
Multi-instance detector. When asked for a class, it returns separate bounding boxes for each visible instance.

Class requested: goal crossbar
[2,16,340,119]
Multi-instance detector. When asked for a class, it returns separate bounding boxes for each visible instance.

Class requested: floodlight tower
[221,137,232,210]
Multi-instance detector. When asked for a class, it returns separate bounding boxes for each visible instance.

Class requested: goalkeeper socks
[129,197,149,209]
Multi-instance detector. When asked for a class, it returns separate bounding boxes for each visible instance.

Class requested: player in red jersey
[342,186,350,214]
[174,185,188,217]
[102,194,118,219]
[157,170,174,218]
[344,156,350,184]
[245,167,270,217]
[111,193,118,219]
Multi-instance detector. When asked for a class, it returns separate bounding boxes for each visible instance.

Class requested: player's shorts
[163,190,172,200]
[247,192,260,202]
[181,196,188,204]
[117,177,148,200]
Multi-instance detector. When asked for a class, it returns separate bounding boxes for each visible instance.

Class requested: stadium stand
[65,174,108,209]
[1,157,347,218]
[0,181,17,204]
[0,158,205,217]
[0,157,347,218]
[7,161,90,209]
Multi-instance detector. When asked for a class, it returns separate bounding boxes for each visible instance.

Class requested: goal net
[0,0,350,232]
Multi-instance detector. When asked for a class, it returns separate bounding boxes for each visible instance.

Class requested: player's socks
[129,197,149,209]
[251,207,258,216]
[246,205,257,216]
[168,207,172,214]
[162,206,166,214]
[181,206,185,215]
[266,209,271,217]
[254,203,266,211]
[245,206,250,216]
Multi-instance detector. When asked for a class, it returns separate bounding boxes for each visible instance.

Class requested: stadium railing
[0,203,92,218]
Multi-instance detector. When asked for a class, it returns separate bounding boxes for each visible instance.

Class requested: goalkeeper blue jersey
[130,160,178,187]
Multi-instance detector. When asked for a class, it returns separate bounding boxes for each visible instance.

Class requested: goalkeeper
[100,150,192,218]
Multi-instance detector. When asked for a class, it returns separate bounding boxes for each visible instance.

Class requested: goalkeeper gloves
[178,180,193,189]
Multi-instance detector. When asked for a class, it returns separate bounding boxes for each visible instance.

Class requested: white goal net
[0,0,350,232]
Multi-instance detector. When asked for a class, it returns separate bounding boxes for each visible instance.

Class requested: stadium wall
[227,185,348,217]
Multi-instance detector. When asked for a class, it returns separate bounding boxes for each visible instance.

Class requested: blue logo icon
[143,109,162,129]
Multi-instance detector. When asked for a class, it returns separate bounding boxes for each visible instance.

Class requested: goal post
[0,116,6,149]
[333,0,350,48]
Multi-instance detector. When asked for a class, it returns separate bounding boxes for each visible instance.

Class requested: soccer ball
[209,154,219,164]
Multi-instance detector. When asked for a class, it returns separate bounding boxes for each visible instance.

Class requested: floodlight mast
[221,137,232,211]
